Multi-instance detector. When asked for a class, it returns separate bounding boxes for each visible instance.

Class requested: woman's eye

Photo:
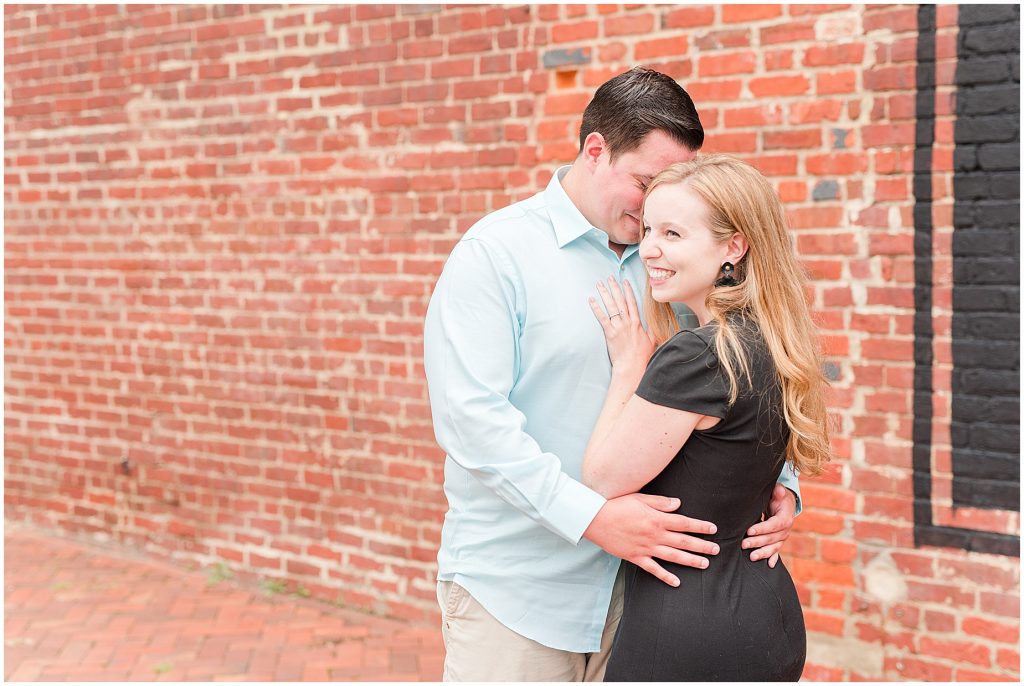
[642,226,651,237]
[667,230,680,238]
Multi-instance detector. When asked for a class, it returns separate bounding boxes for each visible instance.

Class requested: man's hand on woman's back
[741,483,797,568]
[583,493,720,587]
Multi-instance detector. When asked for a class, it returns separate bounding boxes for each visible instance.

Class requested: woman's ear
[726,233,749,264]
[580,132,608,171]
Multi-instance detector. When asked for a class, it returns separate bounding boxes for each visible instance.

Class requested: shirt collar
[545,165,601,249]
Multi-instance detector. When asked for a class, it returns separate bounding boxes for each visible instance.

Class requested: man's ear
[726,233,749,264]
[580,132,607,171]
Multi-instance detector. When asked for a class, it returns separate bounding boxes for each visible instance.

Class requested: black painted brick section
[954,171,1020,200]
[950,4,1021,511]
[912,4,937,540]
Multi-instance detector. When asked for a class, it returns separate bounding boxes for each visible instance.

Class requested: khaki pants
[436,570,624,682]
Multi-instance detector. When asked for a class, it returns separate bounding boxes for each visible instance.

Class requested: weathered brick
[962,617,1020,643]
[604,12,654,37]
[635,35,688,60]
[721,4,782,23]
[749,74,810,97]
[662,6,715,29]
[552,20,598,43]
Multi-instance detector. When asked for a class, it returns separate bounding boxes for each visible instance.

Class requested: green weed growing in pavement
[256,578,313,599]
[260,578,288,596]
[152,662,173,675]
[205,561,233,586]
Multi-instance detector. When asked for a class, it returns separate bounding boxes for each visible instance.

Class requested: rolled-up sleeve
[424,238,606,543]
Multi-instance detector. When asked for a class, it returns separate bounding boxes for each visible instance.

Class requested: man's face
[590,130,697,246]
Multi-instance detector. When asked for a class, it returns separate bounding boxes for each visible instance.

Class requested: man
[423,67,801,681]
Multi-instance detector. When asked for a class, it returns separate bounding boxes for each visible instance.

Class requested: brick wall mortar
[4,3,1019,678]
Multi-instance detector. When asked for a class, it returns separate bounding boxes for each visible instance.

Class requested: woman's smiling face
[639,182,732,316]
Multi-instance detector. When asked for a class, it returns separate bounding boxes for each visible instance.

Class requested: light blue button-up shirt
[423,166,801,653]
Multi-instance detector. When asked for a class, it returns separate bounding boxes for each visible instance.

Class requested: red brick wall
[4,4,1019,681]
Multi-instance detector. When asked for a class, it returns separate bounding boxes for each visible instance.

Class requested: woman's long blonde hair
[643,154,830,476]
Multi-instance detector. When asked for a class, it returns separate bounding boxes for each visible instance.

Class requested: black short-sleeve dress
[603,318,806,682]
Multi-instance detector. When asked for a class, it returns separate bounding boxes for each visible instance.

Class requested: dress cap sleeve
[635,329,729,419]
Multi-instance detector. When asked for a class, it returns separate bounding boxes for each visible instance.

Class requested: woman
[582,154,830,681]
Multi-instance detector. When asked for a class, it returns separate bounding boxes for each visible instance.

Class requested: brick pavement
[3,524,444,681]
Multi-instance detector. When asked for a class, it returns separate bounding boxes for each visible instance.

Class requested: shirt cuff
[543,476,608,544]
[780,462,803,516]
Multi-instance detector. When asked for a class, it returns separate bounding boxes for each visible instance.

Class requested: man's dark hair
[578,66,704,159]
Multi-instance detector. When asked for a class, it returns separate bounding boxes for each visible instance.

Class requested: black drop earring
[714,262,738,287]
